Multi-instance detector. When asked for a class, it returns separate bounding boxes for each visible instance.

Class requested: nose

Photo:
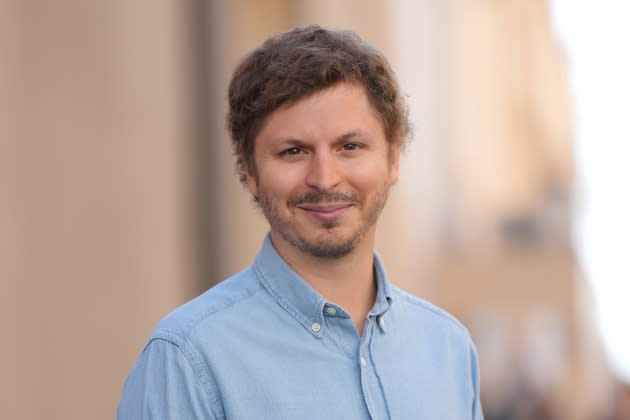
[305,152,341,191]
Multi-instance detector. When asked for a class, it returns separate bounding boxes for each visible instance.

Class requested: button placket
[376,315,387,333]
[359,317,391,419]
[358,319,379,420]
[360,355,367,368]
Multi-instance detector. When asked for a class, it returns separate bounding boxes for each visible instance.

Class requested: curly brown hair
[227,25,410,185]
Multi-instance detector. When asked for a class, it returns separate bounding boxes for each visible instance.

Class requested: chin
[298,230,361,259]
[301,240,356,259]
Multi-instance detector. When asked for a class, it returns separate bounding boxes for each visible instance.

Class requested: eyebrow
[276,129,367,144]
[336,130,365,142]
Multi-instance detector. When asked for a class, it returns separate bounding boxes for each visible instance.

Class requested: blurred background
[2,0,629,419]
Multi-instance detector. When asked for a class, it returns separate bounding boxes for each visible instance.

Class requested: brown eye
[342,143,359,151]
[283,147,303,156]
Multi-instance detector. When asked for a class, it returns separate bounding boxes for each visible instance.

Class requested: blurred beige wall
[1,2,201,418]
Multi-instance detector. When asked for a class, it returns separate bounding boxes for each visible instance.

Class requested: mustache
[287,191,360,207]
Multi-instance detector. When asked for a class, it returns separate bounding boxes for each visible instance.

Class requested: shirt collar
[370,251,393,317]
[253,233,393,338]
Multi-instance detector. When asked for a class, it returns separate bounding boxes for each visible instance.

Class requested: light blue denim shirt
[118,234,483,419]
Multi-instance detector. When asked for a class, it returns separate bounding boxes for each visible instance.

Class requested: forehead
[255,82,385,143]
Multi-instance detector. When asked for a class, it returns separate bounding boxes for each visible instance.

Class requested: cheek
[256,164,305,196]
[348,160,390,186]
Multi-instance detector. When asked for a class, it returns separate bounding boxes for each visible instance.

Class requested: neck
[271,230,377,335]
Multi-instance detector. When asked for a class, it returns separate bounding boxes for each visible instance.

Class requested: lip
[297,203,353,222]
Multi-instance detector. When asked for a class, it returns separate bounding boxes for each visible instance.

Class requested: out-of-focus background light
[550,0,630,385]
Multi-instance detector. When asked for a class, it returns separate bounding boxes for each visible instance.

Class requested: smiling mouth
[297,203,353,222]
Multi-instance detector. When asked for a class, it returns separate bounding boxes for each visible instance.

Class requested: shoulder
[121,268,264,419]
[148,267,265,346]
[390,285,472,341]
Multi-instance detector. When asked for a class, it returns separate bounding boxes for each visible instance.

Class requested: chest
[201,317,473,420]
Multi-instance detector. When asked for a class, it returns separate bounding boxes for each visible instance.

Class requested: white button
[311,322,321,332]
[379,316,385,326]
[325,307,337,315]
[360,356,367,367]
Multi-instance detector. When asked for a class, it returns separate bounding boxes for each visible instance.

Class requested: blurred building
[0,1,619,419]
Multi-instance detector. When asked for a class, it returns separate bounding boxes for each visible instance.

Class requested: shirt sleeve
[117,338,218,420]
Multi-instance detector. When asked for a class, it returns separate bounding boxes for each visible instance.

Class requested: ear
[389,147,400,185]
[246,165,258,199]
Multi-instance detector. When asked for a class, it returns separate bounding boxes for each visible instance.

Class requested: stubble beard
[256,181,391,260]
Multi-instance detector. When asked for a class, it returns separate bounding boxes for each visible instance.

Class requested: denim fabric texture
[118,233,483,419]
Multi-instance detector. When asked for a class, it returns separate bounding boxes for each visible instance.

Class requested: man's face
[247,82,399,259]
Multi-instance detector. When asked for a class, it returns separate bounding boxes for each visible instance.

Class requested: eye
[341,143,361,151]
[281,147,304,157]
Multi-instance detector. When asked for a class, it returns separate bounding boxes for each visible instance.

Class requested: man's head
[227,25,410,185]
[227,26,410,260]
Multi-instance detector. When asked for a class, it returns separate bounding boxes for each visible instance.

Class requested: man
[118,25,483,419]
